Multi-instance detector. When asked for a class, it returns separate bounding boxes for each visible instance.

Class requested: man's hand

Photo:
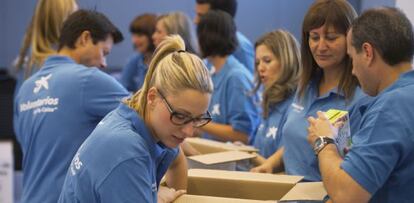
[307,111,337,145]
[157,186,186,203]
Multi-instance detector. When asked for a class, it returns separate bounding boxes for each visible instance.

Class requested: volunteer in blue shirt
[251,0,366,178]
[120,14,157,92]
[308,7,414,203]
[249,30,300,162]
[12,0,78,94]
[13,10,128,203]
[194,0,255,73]
[59,35,214,203]
[196,10,259,144]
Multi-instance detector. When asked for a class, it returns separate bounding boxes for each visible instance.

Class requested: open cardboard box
[185,138,257,170]
[174,169,327,202]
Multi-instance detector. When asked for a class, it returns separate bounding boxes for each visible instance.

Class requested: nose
[317,38,328,51]
[181,122,195,138]
[100,57,107,68]
[257,62,266,73]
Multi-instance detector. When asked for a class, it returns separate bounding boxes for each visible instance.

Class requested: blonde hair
[126,35,213,118]
[254,30,301,118]
[157,12,200,55]
[16,0,77,77]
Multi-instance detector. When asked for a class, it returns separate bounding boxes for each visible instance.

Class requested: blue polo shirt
[282,77,366,181]
[341,70,414,203]
[203,55,259,140]
[58,104,179,203]
[13,55,129,203]
[120,53,148,92]
[234,31,254,74]
[252,94,293,158]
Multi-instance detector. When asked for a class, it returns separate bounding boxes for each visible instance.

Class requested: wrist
[313,136,335,156]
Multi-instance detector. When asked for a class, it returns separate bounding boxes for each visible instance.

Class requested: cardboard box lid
[187,169,303,200]
[188,151,256,165]
[280,182,327,201]
[186,137,258,154]
[174,194,275,203]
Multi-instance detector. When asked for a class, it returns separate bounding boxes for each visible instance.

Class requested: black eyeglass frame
[158,90,212,128]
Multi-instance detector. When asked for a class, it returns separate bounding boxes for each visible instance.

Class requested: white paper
[0,142,14,203]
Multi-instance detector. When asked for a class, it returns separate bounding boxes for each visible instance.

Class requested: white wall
[396,0,414,25]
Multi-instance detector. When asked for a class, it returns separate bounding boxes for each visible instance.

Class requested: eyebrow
[175,107,207,118]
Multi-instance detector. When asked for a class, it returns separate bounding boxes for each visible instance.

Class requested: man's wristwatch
[313,136,335,156]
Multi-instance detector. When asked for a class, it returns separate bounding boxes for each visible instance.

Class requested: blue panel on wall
[0,0,396,70]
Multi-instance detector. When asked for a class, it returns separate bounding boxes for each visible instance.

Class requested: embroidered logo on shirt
[211,104,221,116]
[266,126,278,139]
[70,153,83,176]
[33,74,52,93]
[291,103,304,112]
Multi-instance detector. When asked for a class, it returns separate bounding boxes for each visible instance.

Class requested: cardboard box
[325,109,351,157]
[175,169,327,202]
[0,142,13,203]
[174,194,273,203]
[185,138,257,170]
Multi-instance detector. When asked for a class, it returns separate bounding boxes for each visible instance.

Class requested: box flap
[174,194,275,203]
[186,138,258,153]
[187,169,303,200]
[188,151,256,165]
[280,182,327,201]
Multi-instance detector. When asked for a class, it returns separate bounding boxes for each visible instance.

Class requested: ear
[77,31,92,47]
[146,87,158,108]
[362,42,374,66]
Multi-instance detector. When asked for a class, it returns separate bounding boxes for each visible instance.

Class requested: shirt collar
[117,103,168,159]
[211,55,240,88]
[43,55,76,68]
[378,70,414,96]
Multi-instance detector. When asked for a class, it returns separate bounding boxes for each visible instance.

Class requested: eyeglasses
[158,90,212,128]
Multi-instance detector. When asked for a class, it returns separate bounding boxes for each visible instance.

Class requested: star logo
[211,104,221,116]
[266,126,278,139]
[33,74,52,93]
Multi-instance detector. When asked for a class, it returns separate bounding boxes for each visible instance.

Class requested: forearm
[318,145,370,203]
[251,153,267,166]
[265,147,284,172]
[201,122,248,144]
[165,150,188,190]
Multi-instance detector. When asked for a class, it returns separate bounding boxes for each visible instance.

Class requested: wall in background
[1,0,396,70]
[396,0,414,25]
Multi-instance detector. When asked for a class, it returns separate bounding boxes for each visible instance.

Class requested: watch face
[313,137,324,152]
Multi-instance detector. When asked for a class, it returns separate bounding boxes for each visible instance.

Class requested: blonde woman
[152,12,199,55]
[59,35,213,203]
[13,0,78,91]
[250,30,301,164]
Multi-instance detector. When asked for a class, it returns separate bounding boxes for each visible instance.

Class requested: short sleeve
[226,73,259,136]
[341,104,408,194]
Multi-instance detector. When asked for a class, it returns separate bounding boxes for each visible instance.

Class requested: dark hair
[58,10,123,50]
[351,7,414,66]
[196,0,237,18]
[197,10,238,58]
[299,0,358,101]
[129,13,157,53]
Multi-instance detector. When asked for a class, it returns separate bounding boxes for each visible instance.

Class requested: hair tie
[177,50,186,53]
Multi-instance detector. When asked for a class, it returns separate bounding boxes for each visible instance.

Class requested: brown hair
[299,0,359,101]
[254,30,301,118]
[129,13,157,53]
